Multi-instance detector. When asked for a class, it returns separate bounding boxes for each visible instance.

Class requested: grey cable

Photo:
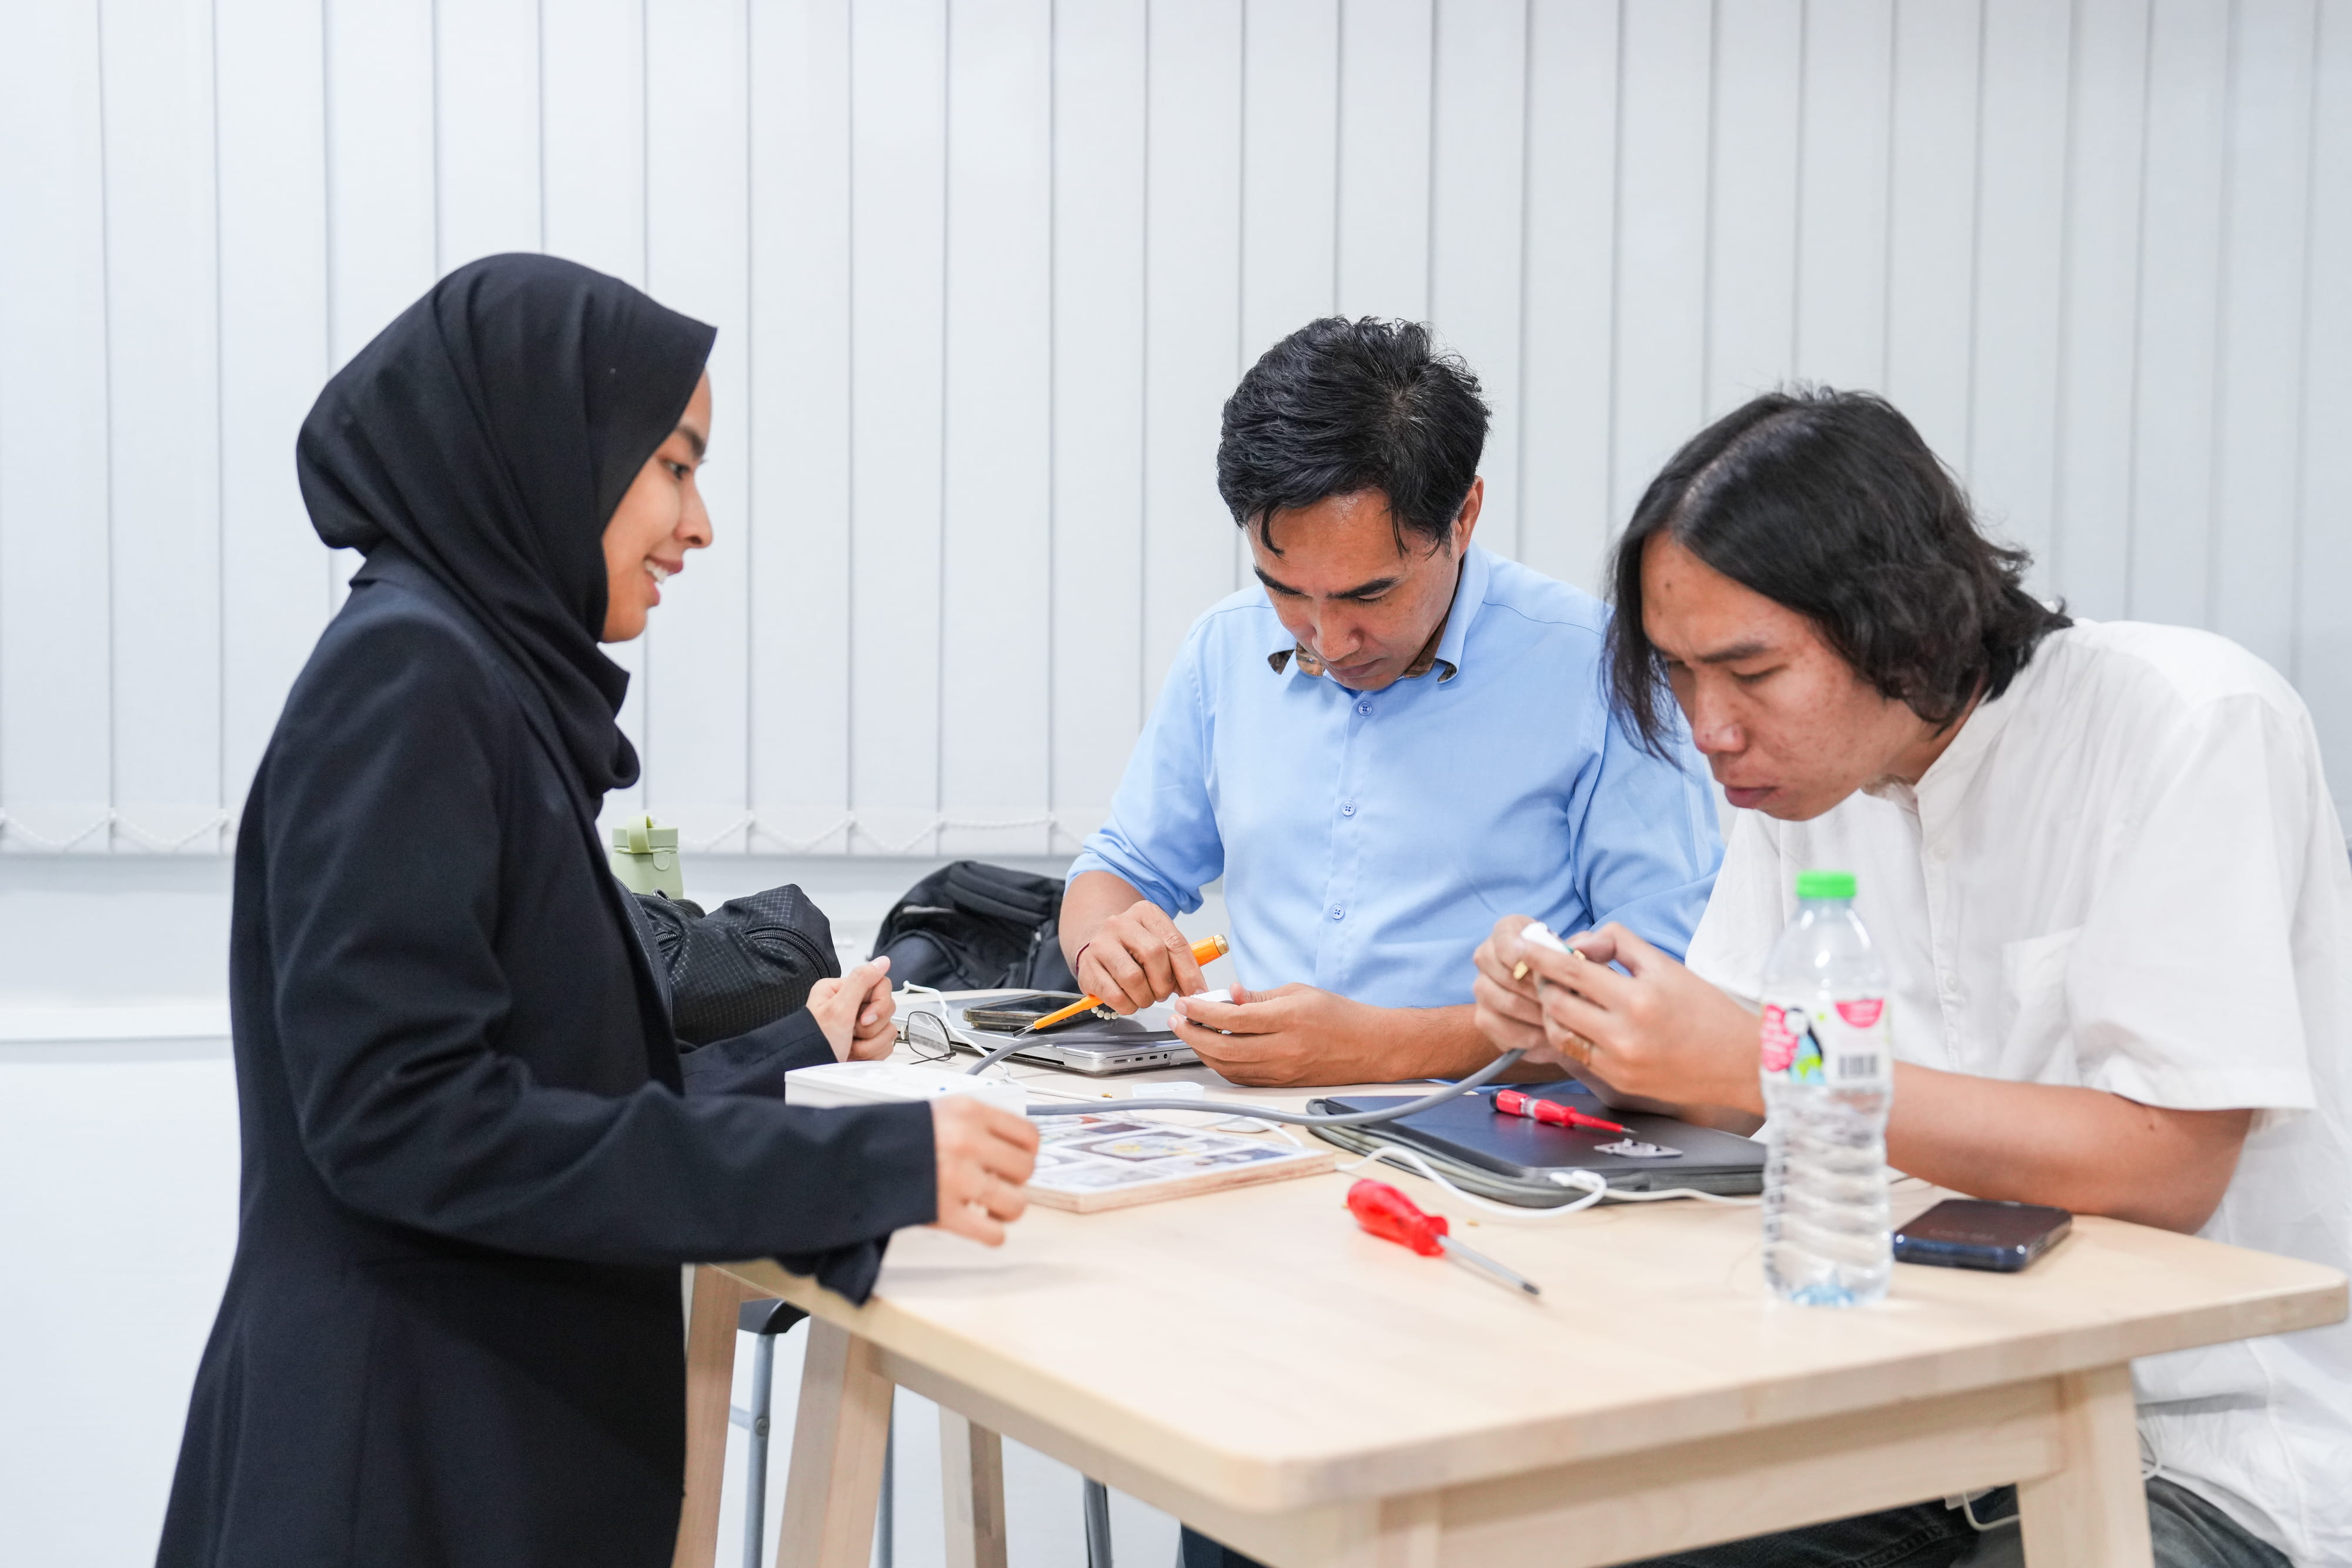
[942,1002,1525,1129]
[1023,1049,1527,1126]
[963,1029,1051,1075]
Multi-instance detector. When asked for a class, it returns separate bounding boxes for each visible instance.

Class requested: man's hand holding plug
[1472,914,1763,1124]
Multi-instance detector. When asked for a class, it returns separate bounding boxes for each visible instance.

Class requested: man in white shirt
[1473,388,2351,1567]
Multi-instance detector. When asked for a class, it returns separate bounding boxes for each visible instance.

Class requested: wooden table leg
[779,1317,896,1568]
[941,1407,1009,1568]
[2017,1364,2153,1568]
[674,1265,761,1568]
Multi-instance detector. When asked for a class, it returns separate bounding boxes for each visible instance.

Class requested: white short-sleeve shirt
[1686,621,2352,1564]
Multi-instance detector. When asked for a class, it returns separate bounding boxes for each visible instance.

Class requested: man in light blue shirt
[1058,317,1720,1086]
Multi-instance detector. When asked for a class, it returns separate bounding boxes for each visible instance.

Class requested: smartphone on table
[1893,1199,2072,1272]
[958,992,1087,1032]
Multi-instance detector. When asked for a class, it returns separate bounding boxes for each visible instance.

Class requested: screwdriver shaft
[1438,1235,1542,1297]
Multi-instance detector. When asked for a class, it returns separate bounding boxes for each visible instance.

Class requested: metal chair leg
[729,1299,808,1568]
[1084,1476,1114,1568]
[878,1412,896,1568]
[739,1332,774,1568]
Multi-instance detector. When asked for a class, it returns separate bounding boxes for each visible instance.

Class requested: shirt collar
[1861,653,2038,811]
[1265,543,1490,686]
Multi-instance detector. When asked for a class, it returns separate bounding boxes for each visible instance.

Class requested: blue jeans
[1177,1477,2287,1568]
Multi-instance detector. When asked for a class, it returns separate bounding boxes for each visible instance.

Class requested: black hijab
[296,253,716,796]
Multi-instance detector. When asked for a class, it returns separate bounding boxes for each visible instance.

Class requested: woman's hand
[806,957,897,1062]
[930,1098,1041,1245]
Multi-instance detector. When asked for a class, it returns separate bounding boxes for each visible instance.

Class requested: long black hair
[1606,387,2069,754]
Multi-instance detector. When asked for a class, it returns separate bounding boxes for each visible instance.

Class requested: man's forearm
[1059,870,1145,971]
[1371,1004,1552,1082]
[1883,1065,2250,1233]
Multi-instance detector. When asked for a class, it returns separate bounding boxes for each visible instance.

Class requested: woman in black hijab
[158,255,1037,1568]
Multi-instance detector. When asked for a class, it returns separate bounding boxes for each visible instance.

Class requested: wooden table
[676,1059,2346,1568]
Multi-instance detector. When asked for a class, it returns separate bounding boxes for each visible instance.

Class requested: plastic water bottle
[1759,870,1894,1306]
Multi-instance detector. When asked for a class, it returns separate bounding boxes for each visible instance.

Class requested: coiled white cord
[1337,1143,1760,1218]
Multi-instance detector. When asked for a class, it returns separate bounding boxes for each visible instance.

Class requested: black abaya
[158,257,934,1568]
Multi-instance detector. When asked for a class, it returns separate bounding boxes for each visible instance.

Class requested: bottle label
[1761,998,1890,1085]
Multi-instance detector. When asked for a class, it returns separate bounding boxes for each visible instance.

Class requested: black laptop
[1308,1080,1765,1203]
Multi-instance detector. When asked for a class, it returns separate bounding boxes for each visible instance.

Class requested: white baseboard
[0,1001,230,1044]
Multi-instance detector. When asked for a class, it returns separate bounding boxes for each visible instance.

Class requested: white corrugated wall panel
[4,0,2350,854]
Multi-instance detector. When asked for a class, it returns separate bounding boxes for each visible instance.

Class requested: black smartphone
[1893,1199,2073,1272]
[958,992,1084,1032]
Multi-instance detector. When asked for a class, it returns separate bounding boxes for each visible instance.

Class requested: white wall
[3,0,2348,862]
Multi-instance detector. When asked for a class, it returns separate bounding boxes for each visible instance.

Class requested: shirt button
[1939,971,1960,997]
[1356,701,1372,716]
[1341,802,1356,817]
[1331,906,1346,921]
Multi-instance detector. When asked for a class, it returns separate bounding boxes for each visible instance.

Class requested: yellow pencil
[1023,934,1231,1034]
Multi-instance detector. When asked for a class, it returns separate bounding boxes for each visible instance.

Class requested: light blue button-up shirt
[1070,544,1723,1009]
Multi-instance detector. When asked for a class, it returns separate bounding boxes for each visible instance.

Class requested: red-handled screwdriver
[1492,1088,1629,1134]
[1345,1179,1542,1298]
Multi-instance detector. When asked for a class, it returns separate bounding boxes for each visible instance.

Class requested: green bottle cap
[1795,869,1856,900]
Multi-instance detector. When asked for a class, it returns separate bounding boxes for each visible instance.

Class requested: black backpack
[868,861,1080,993]
[631,885,841,1045]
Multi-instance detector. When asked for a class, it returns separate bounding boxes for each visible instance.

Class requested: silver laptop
[897,989,1200,1076]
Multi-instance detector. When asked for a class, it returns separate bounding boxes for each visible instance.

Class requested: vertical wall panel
[2049,0,2150,617]
[216,0,332,826]
[1795,0,1896,392]
[1428,0,1528,554]
[938,0,1055,856]
[323,0,435,365]
[642,0,753,850]
[1611,0,1712,529]
[102,0,224,849]
[0,2,112,851]
[848,0,950,852]
[2128,0,2231,625]
[1967,0,2070,571]
[747,0,854,850]
[1048,0,1149,850]
[1241,0,1339,362]
[1518,0,1619,593]
[1334,0,1434,321]
[2294,0,2352,793]
[1141,0,1244,696]
[543,0,649,287]
[1705,0,1803,423]
[435,0,544,269]
[2209,0,2318,671]
[1881,0,1980,477]
[15,0,2352,848]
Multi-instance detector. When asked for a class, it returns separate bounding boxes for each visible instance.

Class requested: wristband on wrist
[1071,941,1094,981]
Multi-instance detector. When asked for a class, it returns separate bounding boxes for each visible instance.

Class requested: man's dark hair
[1217,317,1489,555]
[1607,386,2070,753]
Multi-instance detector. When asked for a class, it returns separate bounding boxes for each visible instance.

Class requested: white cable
[1566,1175,1760,1206]
[1337,1145,1612,1218]
[1337,1144,1760,1216]
[1962,1492,2020,1532]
